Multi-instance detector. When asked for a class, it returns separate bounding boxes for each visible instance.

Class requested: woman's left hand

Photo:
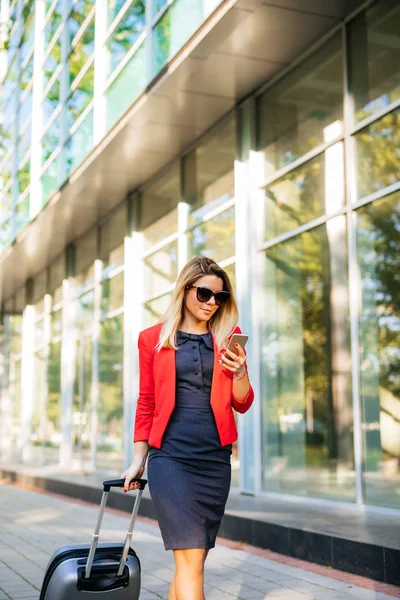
[219,344,246,378]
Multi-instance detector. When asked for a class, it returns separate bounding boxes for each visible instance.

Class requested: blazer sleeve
[134,331,155,442]
[231,326,255,414]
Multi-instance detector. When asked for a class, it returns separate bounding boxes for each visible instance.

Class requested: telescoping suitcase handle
[85,478,147,580]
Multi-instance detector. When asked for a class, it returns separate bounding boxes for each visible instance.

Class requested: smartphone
[227,333,249,356]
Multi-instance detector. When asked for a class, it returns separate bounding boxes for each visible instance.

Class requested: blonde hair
[155,256,239,352]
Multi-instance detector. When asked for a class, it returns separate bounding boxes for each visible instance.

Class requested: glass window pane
[68,5,94,42]
[355,109,400,200]
[4,76,16,110]
[17,161,31,195]
[263,145,344,241]
[19,87,33,128]
[46,341,62,462]
[184,117,236,225]
[51,308,63,338]
[357,191,400,508]
[44,37,62,87]
[223,263,236,292]
[18,122,32,159]
[258,33,343,178]
[72,335,92,466]
[22,0,35,23]
[21,55,34,89]
[349,0,400,124]
[43,75,61,124]
[42,155,59,203]
[4,89,18,128]
[143,293,171,328]
[68,20,95,86]
[42,114,61,163]
[74,290,94,329]
[44,1,62,49]
[140,162,180,249]
[153,0,202,75]
[20,20,34,64]
[101,272,124,316]
[97,314,124,471]
[2,124,14,155]
[106,42,146,128]
[35,318,45,348]
[153,0,167,16]
[261,217,355,500]
[2,159,13,190]
[188,206,235,262]
[15,196,30,234]
[107,0,128,25]
[65,109,94,173]
[67,65,94,128]
[107,1,146,73]
[69,0,93,18]
[143,242,178,298]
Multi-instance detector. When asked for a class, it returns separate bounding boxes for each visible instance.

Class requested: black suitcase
[39,478,147,600]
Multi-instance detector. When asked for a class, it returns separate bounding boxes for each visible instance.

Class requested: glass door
[72,334,92,470]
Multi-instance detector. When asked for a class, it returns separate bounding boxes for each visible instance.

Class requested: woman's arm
[220,342,254,413]
[232,367,254,413]
[122,440,149,491]
[122,331,155,492]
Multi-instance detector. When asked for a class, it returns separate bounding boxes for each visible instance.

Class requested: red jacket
[134,323,254,448]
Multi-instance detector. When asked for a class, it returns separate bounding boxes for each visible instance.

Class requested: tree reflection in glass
[264,145,344,241]
[258,33,343,178]
[107,1,145,73]
[261,217,355,500]
[349,0,400,124]
[355,109,400,200]
[357,191,400,508]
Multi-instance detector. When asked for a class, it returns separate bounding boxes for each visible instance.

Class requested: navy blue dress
[147,330,232,550]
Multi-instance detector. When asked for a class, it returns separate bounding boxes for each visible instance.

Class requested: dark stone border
[2,469,398,586]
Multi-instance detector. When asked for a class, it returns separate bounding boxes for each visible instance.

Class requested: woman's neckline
[177,329,211,336]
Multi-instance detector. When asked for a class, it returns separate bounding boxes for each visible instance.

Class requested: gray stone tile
[1,483,399,600]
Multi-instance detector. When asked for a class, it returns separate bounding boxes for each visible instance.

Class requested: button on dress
[147,330,232,550]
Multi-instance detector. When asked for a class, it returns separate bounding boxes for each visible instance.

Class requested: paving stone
[1,483,399,600]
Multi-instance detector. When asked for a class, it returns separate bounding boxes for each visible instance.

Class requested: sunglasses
[187,285,230,306]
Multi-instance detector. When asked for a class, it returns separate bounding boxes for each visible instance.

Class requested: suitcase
[39,477,147,600]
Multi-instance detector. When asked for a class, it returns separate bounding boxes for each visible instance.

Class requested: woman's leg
[168,574,176,600]
[170,548,207,600]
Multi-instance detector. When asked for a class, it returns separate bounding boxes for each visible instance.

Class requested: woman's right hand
[122,441,149,492]
[121,462,145,493]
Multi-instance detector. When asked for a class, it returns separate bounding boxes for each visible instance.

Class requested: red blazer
[134,323,254,448]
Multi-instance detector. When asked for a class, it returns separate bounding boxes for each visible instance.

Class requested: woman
[122,256,254,600]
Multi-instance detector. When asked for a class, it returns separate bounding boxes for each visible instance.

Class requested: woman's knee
[174,548,207,573]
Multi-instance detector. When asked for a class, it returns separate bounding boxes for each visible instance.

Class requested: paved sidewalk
[0,482,398,600]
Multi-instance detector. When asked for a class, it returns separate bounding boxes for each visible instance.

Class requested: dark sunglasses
[187,285,230,306]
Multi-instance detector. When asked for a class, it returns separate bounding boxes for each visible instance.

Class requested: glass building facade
[0,0,399,510]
